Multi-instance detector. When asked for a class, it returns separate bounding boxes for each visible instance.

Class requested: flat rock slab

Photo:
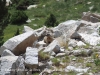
[25,47,38,69]
[1,31,38,56]
[65,65,89,73]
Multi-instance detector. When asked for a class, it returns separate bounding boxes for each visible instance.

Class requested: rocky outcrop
[1,12,100,75]
[1,31,38,56]
[10,56,25,75]
[0,56,18,75]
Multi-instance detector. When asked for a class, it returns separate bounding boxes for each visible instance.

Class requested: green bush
[44,14,58,27]
[10,10,28,24]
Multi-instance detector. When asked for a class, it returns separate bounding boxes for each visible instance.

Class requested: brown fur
[44,34,54,45]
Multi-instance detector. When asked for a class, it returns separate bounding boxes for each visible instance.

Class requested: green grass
[3,0,100,42]
[3,24,24,42]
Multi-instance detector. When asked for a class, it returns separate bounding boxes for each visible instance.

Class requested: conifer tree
[0,0,8,46]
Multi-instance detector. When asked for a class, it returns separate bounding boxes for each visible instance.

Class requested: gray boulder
[72,49,93,56]
[54,20,80,38]
[53,29,62,38]
[10,56,25,75]
[0,31,38,56]
[68,39,77,48]
[79,33,100,45]
[0,56,18,75]
[43,40,60,54]
[25,47,38,69]
[77,41,86,47]
[82,12,100,23]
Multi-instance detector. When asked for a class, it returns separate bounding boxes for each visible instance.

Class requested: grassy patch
[67,71,77,75]
[39,51,50,61]
[51,58,60,66]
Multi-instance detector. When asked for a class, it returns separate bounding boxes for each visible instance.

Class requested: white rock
[77,41,86,47]
[6,0,12,6]
[50,51,56,56]
[25,47,38,69]
[68,46,73,50]
[43,5,46,8]
[26,19,31,23]
[1,31,38,56]
[27,5,37,9]
[54,20,79,38]
[77,73,84,75]
[79,33,100,45]
[1,49,15,57]
[0,56,18,75]
[68,39,77,47]
[38,41,46,45]
[60,48,65,52]
[91,32,99,37]
[87,2,91,4]
[23,26,33,33]
[43,40,60,54]
[89,6,94,10]
[56,53,66,57]
[65,66,89,73]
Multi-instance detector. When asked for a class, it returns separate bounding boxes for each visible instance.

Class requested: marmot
[44,34,54,45]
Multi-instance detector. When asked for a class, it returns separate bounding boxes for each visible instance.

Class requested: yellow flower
[96,54,99,58]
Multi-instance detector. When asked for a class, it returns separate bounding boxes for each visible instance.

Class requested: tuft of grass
[39,51,50,61]
[83,43,90,49]
[67,71,77,75]
[51,58,60,66]
[62,56,70,64]
[86,63,93,67]
[33,73,40,75]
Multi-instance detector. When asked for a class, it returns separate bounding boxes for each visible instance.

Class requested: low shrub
[51,58,60,66]
[10,10,28,24]
[44,13,58,27]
